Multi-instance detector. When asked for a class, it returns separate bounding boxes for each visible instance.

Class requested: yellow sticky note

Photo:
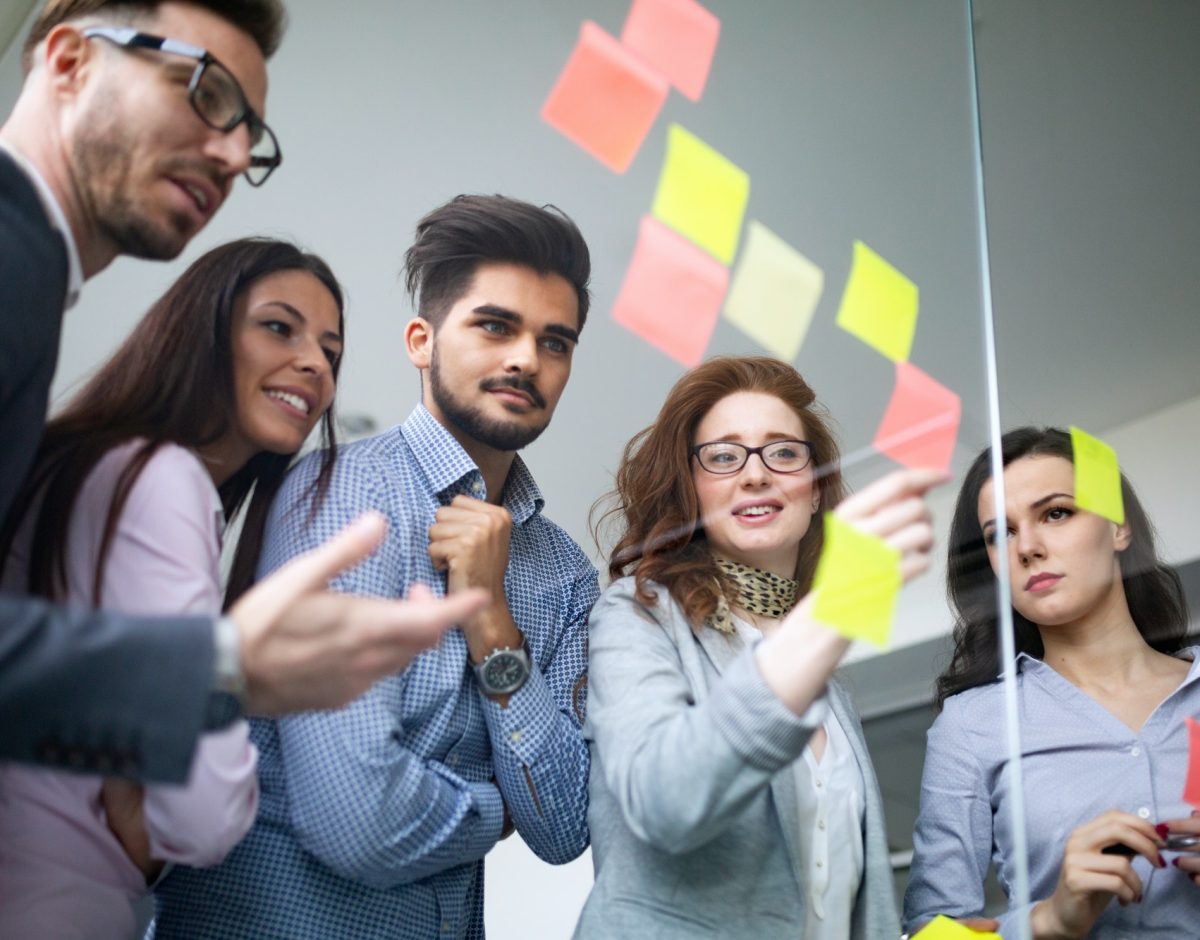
[811,514,902,648]
[835,240,919,362]
[723,221,824,361]
[651,124,749,265]
[1070,426,1125,524]
[911,914,1000,940]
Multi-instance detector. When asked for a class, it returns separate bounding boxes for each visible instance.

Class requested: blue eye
[541,336,569,354]
[263,319,291,337]
[481,320,508,335]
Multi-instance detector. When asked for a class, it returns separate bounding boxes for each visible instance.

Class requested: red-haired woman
[574,356,943,939]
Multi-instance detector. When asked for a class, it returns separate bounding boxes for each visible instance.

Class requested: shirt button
[441,921,450,933]
[818,819,826,830]
[816,860,823,868]
[815,779,823,789]
[1130,746,1141,757]
[1137,807,1151,819]
[510,731,522,743]
[448,755,459,765]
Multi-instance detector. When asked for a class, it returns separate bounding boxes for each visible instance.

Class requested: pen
[1102,834,1200,856]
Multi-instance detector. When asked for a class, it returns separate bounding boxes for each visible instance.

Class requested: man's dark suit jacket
[0,149,216,783]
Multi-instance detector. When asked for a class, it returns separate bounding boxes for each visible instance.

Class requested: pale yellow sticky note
[811,514,902,648]
[1070,426,1125,524]
[835,240,918,362]
[722,221,824,361]
[651,123,749,265]
[911,914,1000,940]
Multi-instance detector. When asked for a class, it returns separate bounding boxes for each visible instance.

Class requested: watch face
[483,651,527,692]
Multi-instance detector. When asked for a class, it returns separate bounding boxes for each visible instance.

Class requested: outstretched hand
[230,513,488,715]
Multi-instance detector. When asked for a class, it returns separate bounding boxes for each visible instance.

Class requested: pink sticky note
[873,362,962,473]
[612,216,730,367]
[541,21,670,173]
[1185,718,1200,809]
[620,0,721,102]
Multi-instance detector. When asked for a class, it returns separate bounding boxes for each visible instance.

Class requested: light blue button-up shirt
[905,647,1200,939]
[153,405,598,939]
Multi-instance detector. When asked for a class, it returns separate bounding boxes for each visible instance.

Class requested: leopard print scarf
[707,557,800,634]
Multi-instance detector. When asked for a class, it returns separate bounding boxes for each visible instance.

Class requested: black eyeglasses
[691,440,815,475]
[82,26,281,186]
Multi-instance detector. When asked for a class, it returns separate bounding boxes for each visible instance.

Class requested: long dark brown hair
[0,237,344,608]
[594,356,846,629]
[936,426,1187,708]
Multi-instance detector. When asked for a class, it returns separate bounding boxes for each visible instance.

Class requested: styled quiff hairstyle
[22,0,286,72]
[936,426,1188,708]
[403,193,591,330]
[598,356,847,629]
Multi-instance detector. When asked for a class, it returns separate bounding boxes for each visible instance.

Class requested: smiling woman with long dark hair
[0,237,345,940]
[904,426,1200,939]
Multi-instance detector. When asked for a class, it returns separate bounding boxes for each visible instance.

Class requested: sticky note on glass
[1069,426,1125,525]
[651,124,749,265]
[911,915,1000,940]
[835,240,919,362]
[541,21,669,173]
[811,514,902,648]
[873,362,961,474]
[621,0,721,101]
[722,221,823,361]
[612,215,729,368]
[1184,717,1200,809]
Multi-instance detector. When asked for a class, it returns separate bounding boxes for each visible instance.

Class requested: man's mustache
[480,375,546,409]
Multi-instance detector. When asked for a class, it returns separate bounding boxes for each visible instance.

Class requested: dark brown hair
[936,426,1188,708]
[403,194,591,330]
[596,356,847,628]
[22,0,286,72]
[0,237,344,609]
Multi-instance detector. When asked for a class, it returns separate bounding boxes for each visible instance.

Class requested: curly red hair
[596,356,846,628]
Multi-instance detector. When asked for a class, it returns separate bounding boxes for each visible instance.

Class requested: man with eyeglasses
[0,0,484,788]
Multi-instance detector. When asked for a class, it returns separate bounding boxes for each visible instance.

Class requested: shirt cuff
[478,665,558,765]
[213,615,245,700]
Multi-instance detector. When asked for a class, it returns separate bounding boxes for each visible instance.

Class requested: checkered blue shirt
[152,405,598,939]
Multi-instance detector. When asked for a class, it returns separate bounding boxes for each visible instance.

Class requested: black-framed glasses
[82,26,281,186]
[691,439,815,475]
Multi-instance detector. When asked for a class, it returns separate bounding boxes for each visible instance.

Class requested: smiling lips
[265,387,314,418]
[1025,572,1063,593]
[732,500,782,523]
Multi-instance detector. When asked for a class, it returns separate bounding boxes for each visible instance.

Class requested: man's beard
[429,348,550,452]
[72,106,193,261]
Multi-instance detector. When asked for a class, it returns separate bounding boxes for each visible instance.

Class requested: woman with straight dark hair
[905,427,1200,939]
[575,356,945,939]
[0,237,345,940]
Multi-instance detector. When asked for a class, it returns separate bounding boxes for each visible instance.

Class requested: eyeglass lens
[191,60,279,183]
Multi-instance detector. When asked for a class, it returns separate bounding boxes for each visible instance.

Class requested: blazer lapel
[693,625,743,676]
[770,761,806,893]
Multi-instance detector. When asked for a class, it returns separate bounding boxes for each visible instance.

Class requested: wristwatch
[473,642,531,696]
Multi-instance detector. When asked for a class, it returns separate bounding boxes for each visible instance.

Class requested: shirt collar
[0,140,83,310]
[400,404,545,525]
[1014,645,1200,684]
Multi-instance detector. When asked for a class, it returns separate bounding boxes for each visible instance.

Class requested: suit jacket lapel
[693,624,742,676]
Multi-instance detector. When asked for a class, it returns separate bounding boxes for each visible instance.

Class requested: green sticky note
[811,514,902,648]
[723,220,824,361]
[651,123,749,265]
[1070,426,1125,524]
[911,915,1000,939]
[835,240,919,362]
